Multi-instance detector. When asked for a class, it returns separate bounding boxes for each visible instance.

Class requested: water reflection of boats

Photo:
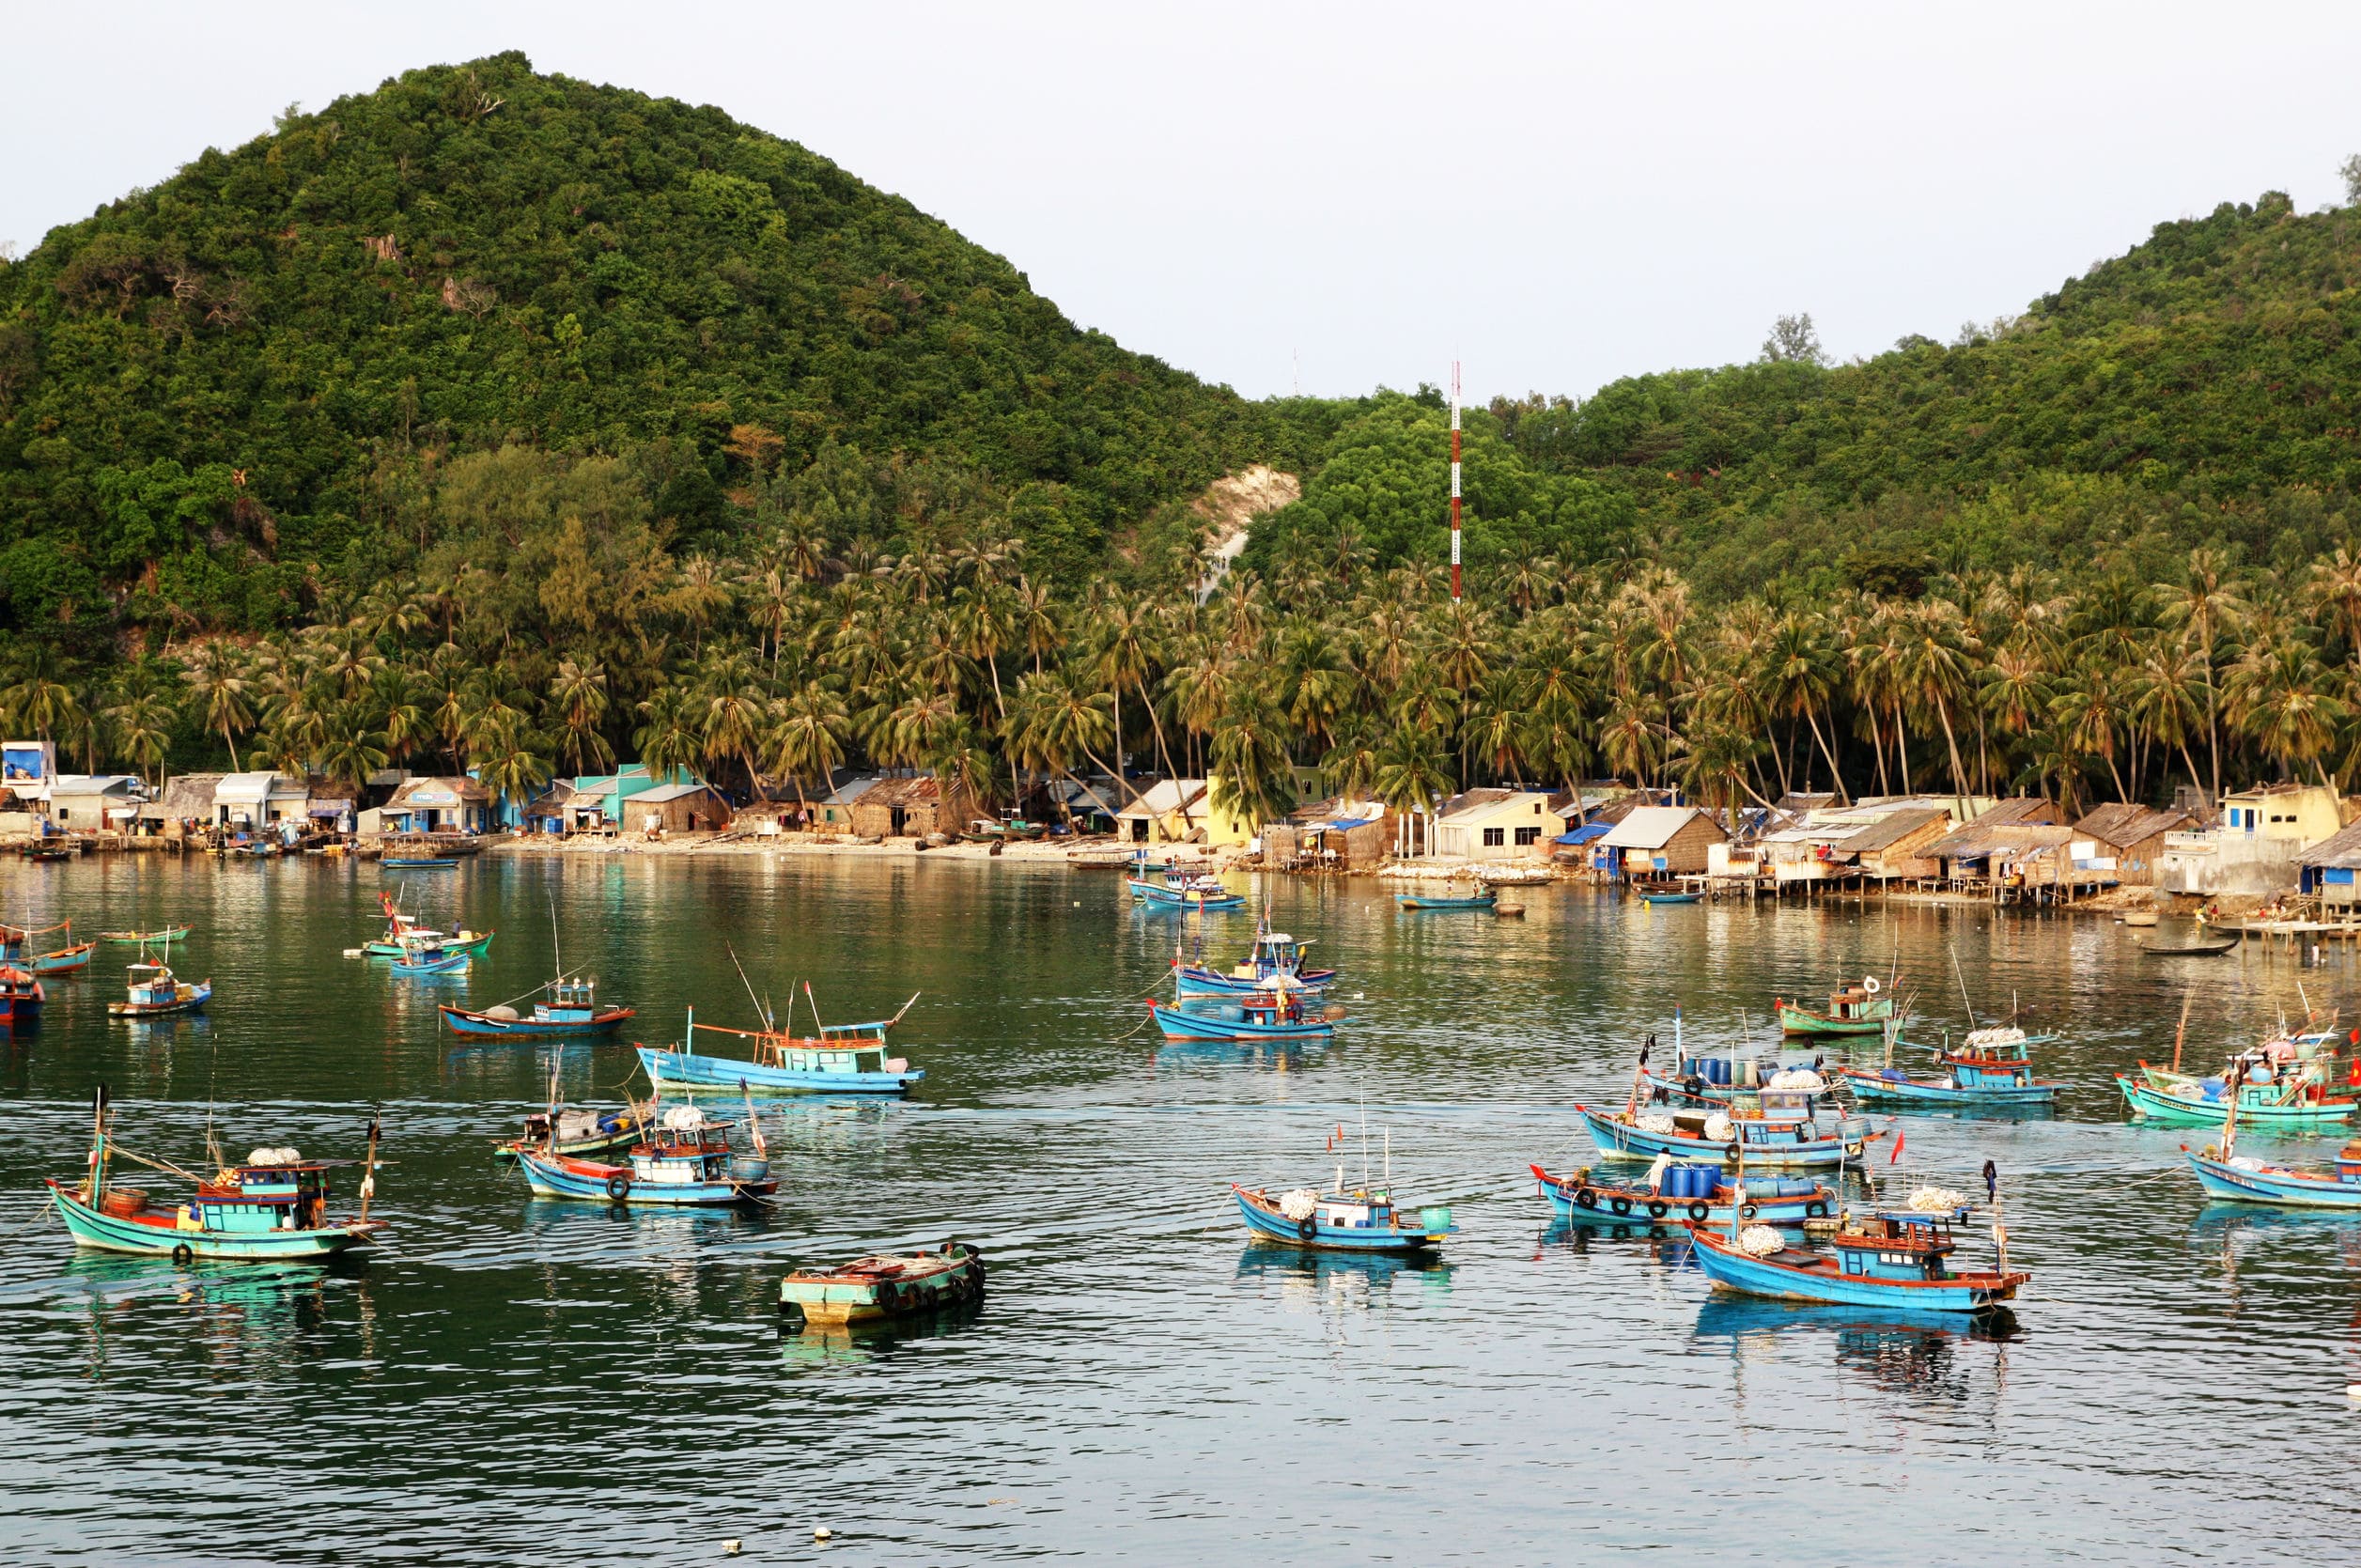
[2190,1202,2361,1243]
[780,1296,988,1365]
[1692,1294,2022,1345]
[1233,1238,1454,1296]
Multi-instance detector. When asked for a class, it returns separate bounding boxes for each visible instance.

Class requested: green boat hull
[364,931,494,958]
[48,1184,382,1261]
[2117,1076,2358,1129]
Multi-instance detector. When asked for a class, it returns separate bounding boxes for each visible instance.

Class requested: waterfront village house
[383,776,495,835]
[43,775,146,832]
[814,776,880,831]
[210,772,284,830]
[2298,821,2361,905]
[2162,782,2348,895]
[1930,819,2074,890]
[1115,779,1209,845]
[1433,789,1560,862]
[2071,803,2195,888]
[523,780,586,834]
[849,775,976,840]
[1598,805,1728,878]
[1204,766,1324,848]
[629,782,734,835]
[304,778,358,834]
[1835,805,1955,882]
[559,763,701,834]
[1261,800,1390,867]
[148,773,223,838]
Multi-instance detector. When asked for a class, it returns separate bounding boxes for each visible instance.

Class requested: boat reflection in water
[1693,1296,2021,1400]
[56,1253,372,1371]
[779,1294,989,1368]
[1233,1237,1454,1312]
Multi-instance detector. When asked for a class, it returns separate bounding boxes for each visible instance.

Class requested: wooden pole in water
[2172,991,2192,1075]
[360,1115,381,1222]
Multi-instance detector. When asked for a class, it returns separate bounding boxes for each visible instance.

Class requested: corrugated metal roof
[2074,802,2194,847]
[632,783,725,805]
[1931,821,2073,858]
[1835,806,1952,854]
[1599,805,1713,849]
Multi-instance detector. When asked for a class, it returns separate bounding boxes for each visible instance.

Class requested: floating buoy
[722,1542,741,1557]
[814,1526,834,1541]
[343,947,365,958]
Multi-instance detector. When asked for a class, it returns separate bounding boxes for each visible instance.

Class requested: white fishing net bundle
[1767,1069,1825,1091]
[1636,1113,1677,1135]
[1965,1027,2026,1049]
[1737,1225,1783,1256]
[1278,1188,1320,1221]
[2168,1080,2203,1100]
[1908,1187,1969,1211]
[244,1146,303,1166]
[1703,1114,1734,1142]
[661,1106,707,1131]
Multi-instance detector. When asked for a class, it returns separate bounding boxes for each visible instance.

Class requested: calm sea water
[1,854,2357,1565]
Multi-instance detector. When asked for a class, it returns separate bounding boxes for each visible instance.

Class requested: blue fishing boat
[1639,890,1702,905]
[1394,888,1497,910]
[107,961,210,1018]
[441,978,634,1037]
[1147,978,1339,1042]
[0,965,44,1026]
[1232,1182,1455,1253]
[389,932,469,976]
[25,941,96,975]
[1172,924,1337,997]
[45,1089,388,1262]
[1688,1203,2028,1314]
[2184,1140,2361,1208]
[1128,873,1247,910]
[2119,1056,2358,1130]
[361,890,492,957]
[515,1106,776,1206]
[1530,1161,1832,1227]
[381,856,458,869]
[1841,1027,2060,1106]
[1577,1093,1876,1170]
[638,998,924,1095]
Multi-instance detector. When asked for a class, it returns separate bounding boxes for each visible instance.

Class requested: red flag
[1888,1126,1905,1165]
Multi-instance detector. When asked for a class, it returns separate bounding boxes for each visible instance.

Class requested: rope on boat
[478,964,595,1016]
[96,1142,209,1186]
[0,1194,57,1235]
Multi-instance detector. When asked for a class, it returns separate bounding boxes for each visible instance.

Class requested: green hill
[0,52,1285,646]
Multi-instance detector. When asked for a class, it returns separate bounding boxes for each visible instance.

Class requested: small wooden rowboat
[1233,1183,1455,1253]
[778,1243,986,1327]
[1639,891,1702,906]
[381,857,458,869]
[98,926,191,944]
[1688,1205,2027,1314]
[2138,937,2241,956]
[1530,1163,1832,1227]
[1394,890,1497,910]
[24,939,98,975]
[492,1104,653,1162]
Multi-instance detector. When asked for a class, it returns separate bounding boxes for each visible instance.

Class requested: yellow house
[1204,766,1323,847]
[2219,782,2344,846]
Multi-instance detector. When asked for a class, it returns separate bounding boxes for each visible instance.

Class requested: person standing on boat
[1645,1150,1673,1193]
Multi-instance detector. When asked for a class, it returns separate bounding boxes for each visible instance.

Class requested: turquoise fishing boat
[1775,981,1898,1038]
[1577,1093,1876,1171]
[2119,1059,2358,1130]
[493,1103,654,1162]
[1172,924,1337,997]
[1530,1162,1832,1227]
[515,1106,776,1206]
[361,890,492,957]
[1147,976,1340,1042]
[1688,1202,2027,1315]
[638,996,924,1095]
[1841,1025,2060,1107]
[1394,888,1496,910]
[381,856,458,869]
[1639,890,1702,906]
[2184,1140,2361,1208]
[1232,1182,1455,1253]
[45,1089,388,1262]
[389,933,469,977]
[778,1243,986,1327]
[106,961,210,1019]
[1128,873,1247,910]
[441,978,634,1038]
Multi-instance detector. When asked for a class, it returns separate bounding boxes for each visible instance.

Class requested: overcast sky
[5,3,2356,404]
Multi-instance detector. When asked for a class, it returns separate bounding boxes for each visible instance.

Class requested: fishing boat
[389,932,469,976]
[1530,1162,1833,1226]
[1687,1195,2027,1314]
[963,813,1047,843]
[1172,924,1338,997]
[638,992,925,1095]
[21,842,74,862]
[779,1242,986,1327]
[442,978,634,1037]
[1148,972,1340,1042]
[2119,1066,2357,1128]
[1577,1091,1876,1170]
[381,856,458,869]
[2183,1138,2361,1209]
[1127,872,1246,910]
[1394,887,1497,910]
[0,965,44,1026]
[362,892,492,958]
[107,961,211,1018]
[514,1105,776,1205]
[1775,980,1898,1037]
[494,1101,654,1161]
[1232,1182,1455,1253]
[2138,937,2241,956]
[98,925,191,944]
[25,940,97,975]
[1841,1024,2060,1107]
[1638,890,1702,906]
[45,1088,388,1262]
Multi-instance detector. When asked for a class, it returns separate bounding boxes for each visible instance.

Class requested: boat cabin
[537,979,603,1023]
[1833,1210,1965,1282]
[1948,1056,2035,1090]
[1950,1027,2034,1064]
[194,1161,345,1233]
[1239,986,1316,1028]
[1234,932,1309,980]
[125,963,184,1007]
[748,1026,903,1079]
[1819,986,1894,1024]
[628,1120,761,1185]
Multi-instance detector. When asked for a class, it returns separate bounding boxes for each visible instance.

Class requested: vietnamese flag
[1889,1126,1905,1165]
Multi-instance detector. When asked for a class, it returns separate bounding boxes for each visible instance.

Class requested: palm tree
[1898,599,1977,806]
[179,641,254,769]
[548,658,613,774]
[634,685,703,785]
[2158,548,2245,804]
[1000,670,1117,819]
[316,706,391,790]
[1208,680,1297,831]
[691,649,769,793]
[763,683,850,815]
[1373,723,1451,854]
[103,682,178,786]
[2226,638,2346,785]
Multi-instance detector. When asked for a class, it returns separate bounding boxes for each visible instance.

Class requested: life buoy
[1740,1203,1760,1219]
[1574,1188,1598,1209]
[1297,1217,1318,1242]
[1863,975,1881,995]
[171,1242,194,1265]
[1806,1200,1828,1219]
[1609,1196,1632,1215]
[1646,1200,1669,1219]
[1687,1201,1710,1221]
[605,1172,631,1202]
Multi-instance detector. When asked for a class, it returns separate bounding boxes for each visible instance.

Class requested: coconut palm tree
[2226,638,2346,785]
[316,706,392,790]
[1000,670,1117,819]
[549,658,613,774]
[179,641,255,769]
[2157,547,2245,804]
[634,686,703,785]
[1208,681,1297,831]
[763,683,850,815]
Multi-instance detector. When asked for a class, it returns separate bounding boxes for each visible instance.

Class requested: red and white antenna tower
[1449,361,1463,601]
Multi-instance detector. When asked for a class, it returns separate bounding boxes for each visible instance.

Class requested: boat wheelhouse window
[1841,1251,1862,1274]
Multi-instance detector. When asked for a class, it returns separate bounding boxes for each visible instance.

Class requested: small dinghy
[99,926,191,944]
[778,1242,986,1327]
[2138,937,2240,956]
[1394,888,1496,910]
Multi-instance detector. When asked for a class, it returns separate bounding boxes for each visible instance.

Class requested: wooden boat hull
[1639,893,1702,905]
[515,1148,775,1206]
[1173,965,1338,998]
[28,943,97,975]
[1689,1226,2025,1313]
[2117,1075,2357,1128]
[439,1003,634,1037]
[0,995,40,1025]
[391,953,469,975]
[100,927,190,943]
[2138,938,2240,956]
[636,1044,923,1095]
[47,1183,384,1260]
[109,981,211,1018]
[1775,1001,1887,1037]
[1146,999,1334,1042]
[1394,893,1497,910]
[1233,1187,1451,1252]
[2185,1151,2361,1208]
[1531,1164,1830,1226]
[1127,878,1246,909]
[1576,1104,1870,1170]
[779,1245,986,1326]
[1840,1067,2058,1106]
[365,931,494,958]
[381,858,458,869]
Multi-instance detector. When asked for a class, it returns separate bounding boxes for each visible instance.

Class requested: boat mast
[360,1116,381,1222]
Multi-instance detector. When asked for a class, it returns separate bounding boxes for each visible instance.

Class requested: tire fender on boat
[1740,1203,1760,1220]
[1574,1188,1597,1209]
[171,1242,194,1265]
[1806,1200,1828,1219]
[1687,1202,1709,1221]
[605,1172,631,1202]
[1609,1196,1632,1216]
[1297,1217,1318,1242]
[1646,1200,1669,1219]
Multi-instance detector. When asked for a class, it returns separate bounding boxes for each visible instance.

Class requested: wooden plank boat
[98,926,191,944]
[779,1243,986,1326]
[364,928,493,958]
[638,998,924,1095]
[21,843,74,862]
[1775,982,1897,1036]
[1127,875,1246,910]
[1576,1098,1875,1170]
[1689,1204,2027,1314]
[46,1090,388,1261]
[107,961,210,1018]
[2118,1069,2357,1129]
[27,941,97,975]
[389,935,469,976]
[2138,937,2241,956]
[515,1109,775,1206]
[1394,890,1497,910]
[1233,1183,1455,1253]
[441,978,634,1037]
[493,1103,654,1162]
[2183,1141,2361,1208]
[0,965,45,1026]
[1841,1026,2060,1106]
[381,856,458,869]
[1530,1162,1832,1227]
[1172,925,1336,997]
[1639,891,1702,905]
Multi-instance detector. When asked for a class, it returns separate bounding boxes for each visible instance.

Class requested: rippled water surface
[3,855,2358,1565]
